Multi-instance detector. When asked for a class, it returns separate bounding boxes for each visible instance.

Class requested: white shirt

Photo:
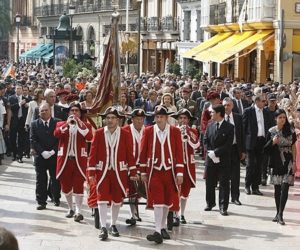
[255,104,265,137]
[130,124,144,164]
[51,105,55,118]
[41,118,51,127]
[104,126,120,170]
[154,124,170,169]
[226,113,236,144]
[216,119,224,130]
[68,124,77,157]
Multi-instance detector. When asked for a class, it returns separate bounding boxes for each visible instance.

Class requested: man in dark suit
[243,94,271,195]
[33,89,67,121]
[203,104,234,216]
[232,87,250,114]
[30,103,61,210]
[223,97,245,205]
[8,84,31,163]
[216,80,229,100]
[134,87,149,110]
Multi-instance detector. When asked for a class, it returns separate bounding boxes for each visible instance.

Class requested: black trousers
[10,117,25,158]
[261,154,270,180]
[245,137,265,190]
[230,145,240,201]
[205,164,230,211]
[35,156,61,205]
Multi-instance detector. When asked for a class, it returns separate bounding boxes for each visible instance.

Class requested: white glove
[49,150,55,156]
[41,151,52,159]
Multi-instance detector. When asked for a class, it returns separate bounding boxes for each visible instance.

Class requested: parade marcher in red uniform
[140,105,184,244]
[123,109,146,226]
[54,101,93,222]
[171,108,200,224]
[87,106,138,241]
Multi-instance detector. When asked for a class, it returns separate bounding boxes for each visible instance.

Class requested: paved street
[0,157,300,250]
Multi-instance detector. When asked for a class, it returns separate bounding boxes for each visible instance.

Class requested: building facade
[140,0,180,74]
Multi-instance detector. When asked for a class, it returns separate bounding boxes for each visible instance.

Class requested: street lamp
[69,5,75,58]
[137,0,142,76]
[15,13,21,68]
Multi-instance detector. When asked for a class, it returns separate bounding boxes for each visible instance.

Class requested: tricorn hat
[147,105,174,116]
[171,108,194,120]
[99,106,126,118]
[128,108,146,117]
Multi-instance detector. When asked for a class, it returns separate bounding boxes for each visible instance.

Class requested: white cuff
[176,173,183,177]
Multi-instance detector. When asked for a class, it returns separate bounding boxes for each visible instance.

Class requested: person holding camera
[54,101,93,222]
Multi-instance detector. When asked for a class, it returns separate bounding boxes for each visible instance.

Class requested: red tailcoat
[54,121,93,180]
[140,124,184,190]
[182,126,200,188]
[87,127,137,197]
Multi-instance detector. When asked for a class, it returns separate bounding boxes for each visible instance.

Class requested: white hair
[44,88,55,97]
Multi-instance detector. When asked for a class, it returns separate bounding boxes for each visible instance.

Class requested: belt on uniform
[68,156,76,160]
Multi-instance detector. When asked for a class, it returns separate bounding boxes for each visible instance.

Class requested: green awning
[20,44,45,60]
[42,51,53,63]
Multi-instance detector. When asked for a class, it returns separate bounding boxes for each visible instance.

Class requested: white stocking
[74,195,83,214]
[98,203,108,228]
[161,206,169,229]
[65,193,73,211]
[111,203,121,226]
[180,198,188,216]
[154,207,163,233]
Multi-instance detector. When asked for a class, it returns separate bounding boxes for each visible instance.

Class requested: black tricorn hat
[147,105,174,116]
[128,108,146,117]
[68,101,86,113]
[99,106,126,118]
[171,108,194,120]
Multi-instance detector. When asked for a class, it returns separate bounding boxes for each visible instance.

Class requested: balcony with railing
[139,16,179,34]
[35,0,136,17]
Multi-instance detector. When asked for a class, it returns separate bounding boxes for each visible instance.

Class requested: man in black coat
[30,103,61,210]
[223,97,245,205]
[204,104,234,216]
[8,84,31,163]
[232,87,250,115]
[33,88,67,121]
[243,94,271,195]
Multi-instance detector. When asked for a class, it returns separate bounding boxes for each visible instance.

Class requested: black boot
[278,183,289,225]
[94,208,99,229]
[167,211,173,231]
[273,185,281,222]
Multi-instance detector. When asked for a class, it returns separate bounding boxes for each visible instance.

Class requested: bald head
[39,103,51,121]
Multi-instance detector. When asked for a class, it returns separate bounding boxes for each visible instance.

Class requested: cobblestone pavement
[0,157,300,250]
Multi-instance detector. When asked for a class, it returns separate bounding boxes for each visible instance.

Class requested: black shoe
[36,204,46,210]
[54,200,60,207]
[25,154,30,159]
[65,210,75,218]
[125,217,137,226]
[245,187,251,195]
[109,225,120,237]
[173,216,180,227]
[252,189,263,196]
[204,203,216,211]
[12,157,17,161]
[99,227,108,241]
[272,214,278,222]
[277,214,285,225]
[161,228,170,239]
[146,232,163,244]
[6,152,11,157]
[232,200,242,206]
[17,158,23,163]
[180,215,187,224]
[220,209,228,216]
[74,213,84,222]
[167,211,173,231]
[261,179,267,186]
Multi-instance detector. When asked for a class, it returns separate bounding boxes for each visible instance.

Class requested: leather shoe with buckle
[36,204,46,210]
[65,209,75,218]
[161,229,170,239]
[146,232,163,244]
[252,189,263,196]
[245,187,251,195]
[220,209,228,216]
[204,203,216,211]
[74,213,84,222]
[99,227,108,241]
[109,225,119,237]
[232,200,242,206]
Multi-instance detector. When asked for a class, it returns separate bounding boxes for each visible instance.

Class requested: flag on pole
[238,0,247,33]
[2,64,16,78]
[87,11,121,128]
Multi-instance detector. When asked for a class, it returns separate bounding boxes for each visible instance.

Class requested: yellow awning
[211,30,274,63]
[194,31,255,62]
[181,32,233,59]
